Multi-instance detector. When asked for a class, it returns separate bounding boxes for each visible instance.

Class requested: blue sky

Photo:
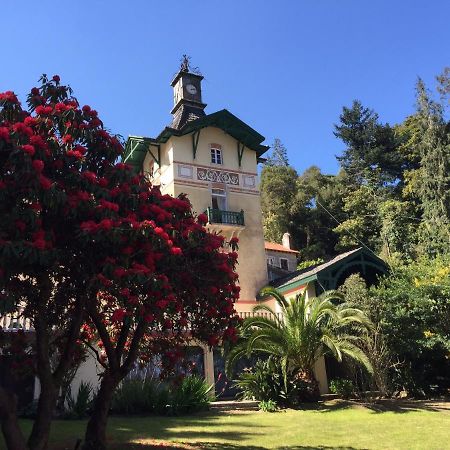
[2,1,449,174]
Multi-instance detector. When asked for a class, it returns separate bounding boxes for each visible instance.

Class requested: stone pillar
[202,346,216,397]
[314,356,329,394]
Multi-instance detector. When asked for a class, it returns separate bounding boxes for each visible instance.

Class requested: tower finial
[179,55,201,75]
[180,54,190,72]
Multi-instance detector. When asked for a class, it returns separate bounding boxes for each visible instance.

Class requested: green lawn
[6,400,450,450]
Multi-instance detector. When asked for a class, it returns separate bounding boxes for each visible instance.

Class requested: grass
[4,400,450,450]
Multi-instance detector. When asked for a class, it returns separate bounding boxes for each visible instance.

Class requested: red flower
[32,160,44,172]
[208,335,219,346]
[144,314,154,323]
[15,220,26,232]
[98,218,113,230]
[21,144,35,156]
[66,150,83,159]
[98,199,119,212]
[31,87,39,95]
[113,267,127,278]
[197,213,208,225]
[24,116,37,127]
[111,308,126,323]
[0,91,19,104]
[55,103,67,113]
[170,247,182,256]
[83,171,97,183]
[32,239,46,250]
[0,127,10,142]
[52,75,60,83]
[80,221,97,233]
[29,135,46,149]
[155,299,168,309]
[35,105,53,115]
[82,105,91,113]
[39,175,52,190]
[62,134,73,144]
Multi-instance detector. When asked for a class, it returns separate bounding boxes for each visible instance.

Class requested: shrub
[64,381,93,419]
[110,375,212,416]
[19,400,38,419]
[111,377,168,415]
[258,400,277,412]
[168,375,214,415]
[329,378,355,399]
[234,359,318,407]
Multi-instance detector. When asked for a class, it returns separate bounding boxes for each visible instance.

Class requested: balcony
[238,311,284,322]
[204,207,245,227]
[0,308,33,332]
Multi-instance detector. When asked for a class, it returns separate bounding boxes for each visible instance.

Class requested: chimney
[282,232,292,250]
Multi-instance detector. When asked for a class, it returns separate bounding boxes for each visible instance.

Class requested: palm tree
[226,286,373,396]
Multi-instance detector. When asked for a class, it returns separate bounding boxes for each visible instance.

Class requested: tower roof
[124,109,269,169]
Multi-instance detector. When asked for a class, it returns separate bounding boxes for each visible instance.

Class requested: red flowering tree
[0,77,240,450]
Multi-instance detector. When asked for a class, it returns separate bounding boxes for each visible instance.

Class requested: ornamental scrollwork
[197,168,239,185]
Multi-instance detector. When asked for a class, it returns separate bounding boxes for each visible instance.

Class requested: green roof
[271,247,389,294]
[123,109,269,169]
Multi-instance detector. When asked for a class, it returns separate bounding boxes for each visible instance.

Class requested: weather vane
[180,55,201,75]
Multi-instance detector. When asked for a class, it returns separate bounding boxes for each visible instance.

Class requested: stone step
[210,399,259,411]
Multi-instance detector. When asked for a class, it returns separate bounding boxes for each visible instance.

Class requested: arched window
[210,144,223,165]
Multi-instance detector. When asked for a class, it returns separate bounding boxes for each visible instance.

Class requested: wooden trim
[174,179,210,189]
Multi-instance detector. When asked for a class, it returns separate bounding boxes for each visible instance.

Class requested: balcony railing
[0,307,33,332]
[205,207,245,226]
[238,311,284,322]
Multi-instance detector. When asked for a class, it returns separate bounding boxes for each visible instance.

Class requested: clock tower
[170,55,207,129]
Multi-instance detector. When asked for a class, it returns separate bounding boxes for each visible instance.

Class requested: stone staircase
[210,399,259,412]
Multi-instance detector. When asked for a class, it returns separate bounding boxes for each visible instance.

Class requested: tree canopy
[0,76,240,450]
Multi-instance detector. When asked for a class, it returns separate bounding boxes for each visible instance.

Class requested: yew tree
[0,77,240,450]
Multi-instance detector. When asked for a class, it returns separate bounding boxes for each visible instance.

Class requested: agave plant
[226,286,373,394]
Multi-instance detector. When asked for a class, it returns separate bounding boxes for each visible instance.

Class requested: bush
[258,400,277,412]
[111,377,168,415]
[169,375,214,415]
[64,381,93,419]
[111,375,212,416]
[329,378,355,399]
[234,359,319,407]
[19,400,39,419]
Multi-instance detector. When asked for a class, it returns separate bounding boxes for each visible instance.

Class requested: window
[211,188,226,210]
[267,257,275,266]
[280,258,289,271]
[211,146,223,164]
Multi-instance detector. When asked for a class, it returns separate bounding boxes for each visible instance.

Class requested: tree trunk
[27,383,57,450]
[82,372,119,450]
[0,385,26,450]
[297,369,320,402]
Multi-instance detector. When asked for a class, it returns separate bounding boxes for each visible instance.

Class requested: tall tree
[291,166,345,260]
[414,79,450,255]
[334,100,402,187]
[265,138,289,166]
[260,139,297,243]
[0,77,240,450]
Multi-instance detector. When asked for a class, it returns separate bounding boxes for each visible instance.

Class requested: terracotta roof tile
[264,241,299,254]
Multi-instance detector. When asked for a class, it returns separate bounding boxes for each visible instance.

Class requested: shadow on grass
[297,399,449,414]
[107,443,368,450]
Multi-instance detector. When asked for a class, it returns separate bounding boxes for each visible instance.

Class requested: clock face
[186,84,197,95]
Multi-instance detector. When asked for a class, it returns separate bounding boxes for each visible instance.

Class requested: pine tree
[415,79,450,255]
